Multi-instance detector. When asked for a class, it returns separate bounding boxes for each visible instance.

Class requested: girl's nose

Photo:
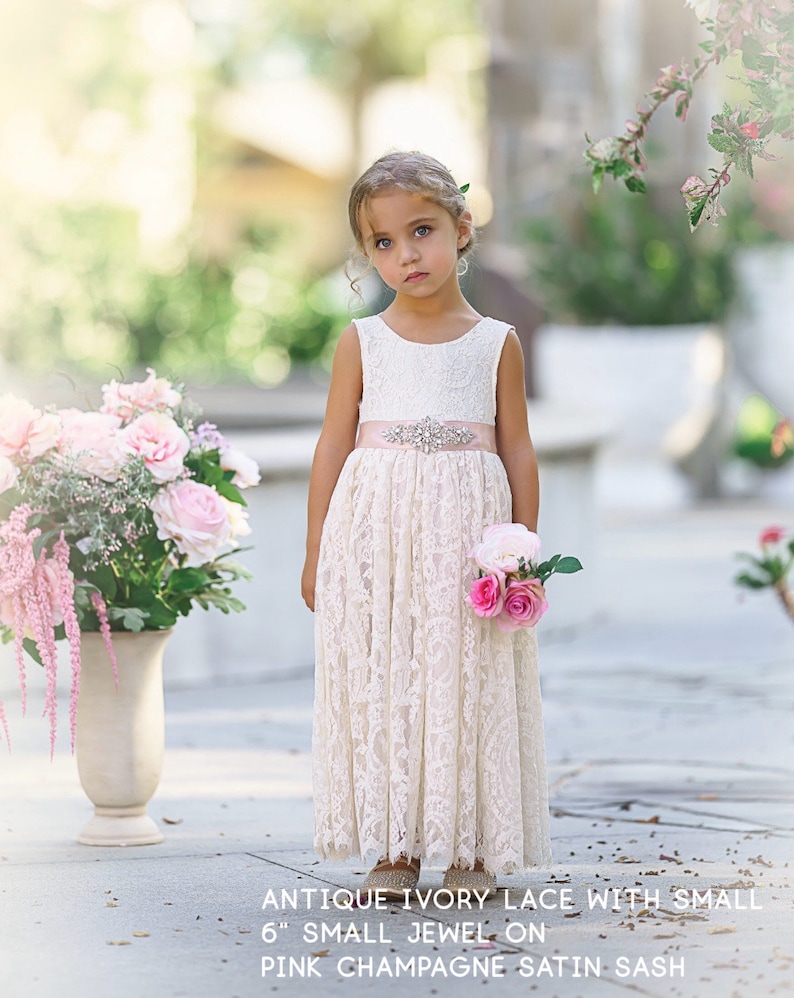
[398,241,419,265]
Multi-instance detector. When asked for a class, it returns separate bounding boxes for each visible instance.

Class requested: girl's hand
[301,555,318,612]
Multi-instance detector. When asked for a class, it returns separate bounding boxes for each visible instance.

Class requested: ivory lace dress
[312,314,552,874]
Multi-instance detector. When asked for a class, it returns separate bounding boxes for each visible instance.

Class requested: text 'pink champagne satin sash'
[356,417,497,454]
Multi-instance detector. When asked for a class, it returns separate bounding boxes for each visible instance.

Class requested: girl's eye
[415,225,431,237]
[375,238,392,249]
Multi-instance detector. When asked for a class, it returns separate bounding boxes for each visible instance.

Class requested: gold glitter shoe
[361,856,421,900]
[442,865,498,898]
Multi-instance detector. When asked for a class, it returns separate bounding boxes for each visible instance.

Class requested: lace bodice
[355,314,513,424]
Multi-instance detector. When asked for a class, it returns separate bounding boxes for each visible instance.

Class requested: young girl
[301,151,552,896]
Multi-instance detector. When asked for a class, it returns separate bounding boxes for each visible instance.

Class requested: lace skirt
[312,447,552,873]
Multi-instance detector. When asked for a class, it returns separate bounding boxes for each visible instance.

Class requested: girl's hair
[346,151,477,301]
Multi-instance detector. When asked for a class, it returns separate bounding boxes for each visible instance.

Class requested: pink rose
[496,578,548,632]
[59,409,126,481]
[101,368,182,422]
[466,572,504,618]
[0,455,18,493]
[151,481,231,567]
[759,525,786,546]
[220,447,260,489]
[0,395,40,457]
[469,522,542,575]
[122,411,190,483]
[26,412,61,458]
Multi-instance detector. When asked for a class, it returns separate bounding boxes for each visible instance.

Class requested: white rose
[469,522,542,575]
[684,0,718,22]
[220,447,260,489]
[222,497,252,540]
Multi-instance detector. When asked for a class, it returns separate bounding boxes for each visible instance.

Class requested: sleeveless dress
[312,314,552,874]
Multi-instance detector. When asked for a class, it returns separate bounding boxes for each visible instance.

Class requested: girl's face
[358,189,471,300]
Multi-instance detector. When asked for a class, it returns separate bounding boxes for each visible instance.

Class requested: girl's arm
[494,330,539,532]
[301,323,363,611]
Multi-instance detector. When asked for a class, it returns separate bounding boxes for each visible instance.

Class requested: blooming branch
[585,0,794,230]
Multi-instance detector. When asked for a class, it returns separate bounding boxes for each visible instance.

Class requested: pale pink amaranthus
[0,507,81,755]
[89,592,118,689]
[53,535,82,749]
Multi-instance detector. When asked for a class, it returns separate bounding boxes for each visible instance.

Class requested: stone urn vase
[75,630,172,846]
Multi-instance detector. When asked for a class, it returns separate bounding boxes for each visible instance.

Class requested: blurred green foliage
[0,203,345,384]
[1,0,479,385]
[734,394,794,469]
[522,182,735,326]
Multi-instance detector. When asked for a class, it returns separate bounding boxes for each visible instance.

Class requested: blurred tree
[1,0,479,385]
[191,0,479,175]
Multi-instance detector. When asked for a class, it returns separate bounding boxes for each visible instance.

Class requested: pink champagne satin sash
[356,419,498,453]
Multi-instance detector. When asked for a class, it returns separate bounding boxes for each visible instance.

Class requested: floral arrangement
[585,0,794,230]
[465,523,582,632]
[0,370,259,751]
[735,524,794,621]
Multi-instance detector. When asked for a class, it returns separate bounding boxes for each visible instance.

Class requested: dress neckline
[375,313,487,345]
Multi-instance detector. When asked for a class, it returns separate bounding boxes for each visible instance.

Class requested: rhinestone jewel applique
[381,416,475,454]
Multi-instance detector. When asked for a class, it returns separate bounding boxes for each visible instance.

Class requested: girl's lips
[405,272,428,283]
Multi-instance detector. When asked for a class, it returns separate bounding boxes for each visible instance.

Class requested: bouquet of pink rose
[0,370,260,749]
[466,523,582,631]
[735,524,794,623]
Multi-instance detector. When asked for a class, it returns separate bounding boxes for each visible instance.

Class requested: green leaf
[88,564,118,600]
[213,478,245,504]
[707,132,736,154]
[106,606,149,632]
[459,183,470,193]
[167,567,211,593]
[22,637,44,667]
[624,176,647,194]
[735,573,769,590]
[741,34,764,70]
[553,556,584,574]
[688,197,709,230]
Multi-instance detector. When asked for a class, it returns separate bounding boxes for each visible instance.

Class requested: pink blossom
[466,573,505,618]
[122,411,190,483]
[0,455,18,493]
[101,369,182,422]
[741,121,760,140]
[759,525,786,546]
[59,409,126,482]
[469,522,542,575]
[151,481,231,567]
[220,447,261,488]
[496,578,549,632]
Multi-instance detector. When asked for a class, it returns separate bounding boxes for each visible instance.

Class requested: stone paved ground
[1,501,793,998]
